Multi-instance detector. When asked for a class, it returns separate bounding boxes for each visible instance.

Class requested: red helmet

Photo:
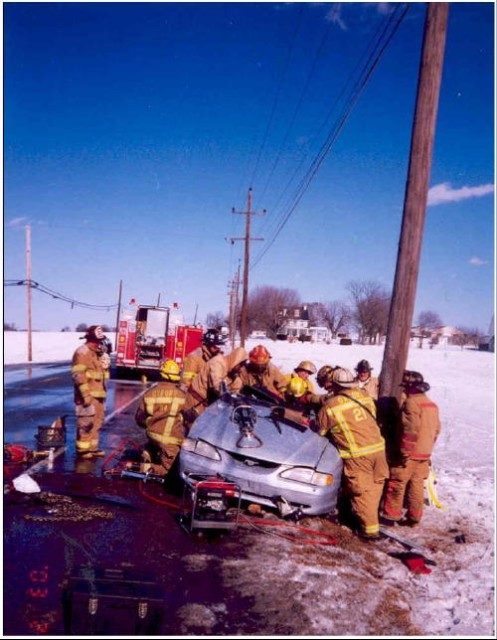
[249,345,271,366]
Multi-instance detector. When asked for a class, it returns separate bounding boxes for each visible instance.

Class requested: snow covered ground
[4,332,496,636]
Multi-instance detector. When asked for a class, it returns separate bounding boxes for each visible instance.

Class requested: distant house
[277,305,311,340]
[410,325,467,348]
[275,305,331,342]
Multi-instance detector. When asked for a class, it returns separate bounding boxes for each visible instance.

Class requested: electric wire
[251,3,410,270]
[261,8,395,239]
[255,7,336,215]
[248,5,305,192]
[255,4,408,261]
[4,279,119,310]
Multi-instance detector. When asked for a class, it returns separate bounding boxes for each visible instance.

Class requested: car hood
[189,395,330,467]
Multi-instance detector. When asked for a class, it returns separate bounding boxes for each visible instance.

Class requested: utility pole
[25,224,33,362]
[228,262,241,349]
[230,188,265,347]
[115,280,123,351]
[379,4,449,406]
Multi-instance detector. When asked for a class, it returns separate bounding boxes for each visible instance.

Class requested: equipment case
[63,566,164,636]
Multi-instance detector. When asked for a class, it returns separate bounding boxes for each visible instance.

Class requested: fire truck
[115,304,203,378]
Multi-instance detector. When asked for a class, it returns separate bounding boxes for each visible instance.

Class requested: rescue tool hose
[101,438,142,471]
[105,437,339,547]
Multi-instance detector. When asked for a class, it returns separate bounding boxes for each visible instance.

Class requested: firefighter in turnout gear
[317,367,389,540]
[230,345,287,398]
[182,347,248,429]
[180,328,226,391]
[382,371,441,526]
[283,360,317,396]
[134,359,186,476]
[354,359,379,400]
[71,325,110,458]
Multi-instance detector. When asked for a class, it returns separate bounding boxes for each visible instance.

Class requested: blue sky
[3,2,495,332]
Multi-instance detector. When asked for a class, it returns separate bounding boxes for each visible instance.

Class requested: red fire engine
[115,304,203,378]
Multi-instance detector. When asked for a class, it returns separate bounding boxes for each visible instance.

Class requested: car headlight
[279,467,334,487]
[181,438,221,461]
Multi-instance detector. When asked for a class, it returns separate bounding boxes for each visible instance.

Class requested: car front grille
[226,450,280,469]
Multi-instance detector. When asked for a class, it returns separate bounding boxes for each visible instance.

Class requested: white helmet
[332,367,357,389]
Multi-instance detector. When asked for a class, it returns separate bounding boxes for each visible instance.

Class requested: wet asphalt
[3,363,268,636]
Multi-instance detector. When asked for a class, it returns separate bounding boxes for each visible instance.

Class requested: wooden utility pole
[115,279,123,350]
[379,3,449,404]
[25,224,33,362]
[228,263,241,349]
[230,188,265,347]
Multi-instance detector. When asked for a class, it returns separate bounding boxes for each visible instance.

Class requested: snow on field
[3,332,496,636]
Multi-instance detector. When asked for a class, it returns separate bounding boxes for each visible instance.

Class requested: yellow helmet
[286,376,307,399]
[160,359,180,381]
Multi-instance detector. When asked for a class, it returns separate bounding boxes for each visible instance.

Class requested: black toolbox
[63,566,164,635]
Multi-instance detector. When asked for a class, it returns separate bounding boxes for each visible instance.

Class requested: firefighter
[180,328,226,391]
[283,360,317,394]
[230,345,287,399]
[71,325,110,458]
[301,364,338,409]
[182,347,248,428]
[135,360,186,476]
[317,367,389,540]
[382,371,441,527]
[354,359,379,400]
[282,376,314,427]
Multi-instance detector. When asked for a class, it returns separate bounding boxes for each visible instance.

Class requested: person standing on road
[71,325,109,459]
[318,367,389,540]
[382,371,441,527]
[354,360,379,400]
[180,328,226,391]
[135,360,186,477]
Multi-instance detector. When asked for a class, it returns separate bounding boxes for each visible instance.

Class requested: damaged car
[179,387,343,518]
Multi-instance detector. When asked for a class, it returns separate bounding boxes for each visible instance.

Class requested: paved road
[3,364,271,636]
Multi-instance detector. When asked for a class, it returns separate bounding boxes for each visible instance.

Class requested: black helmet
[82,325,105,342]
[356,359,372,373]
[202,328,226,347]
[400,370,430,393]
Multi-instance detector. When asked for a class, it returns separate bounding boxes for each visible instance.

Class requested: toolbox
[63,566,164,635]
[36,416,67,449]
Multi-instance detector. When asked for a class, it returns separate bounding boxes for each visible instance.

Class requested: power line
[251,3,410,270]
[247,4,305,191]
[255,7,336,211]
[4,279,118,311]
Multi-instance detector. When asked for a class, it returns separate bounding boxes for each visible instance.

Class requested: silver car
[179,388,343,518]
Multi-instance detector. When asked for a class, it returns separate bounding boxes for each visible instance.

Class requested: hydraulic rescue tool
[180,474,241,533]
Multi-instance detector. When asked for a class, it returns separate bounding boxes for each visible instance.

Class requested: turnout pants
[75,399,105,454]
[342,450,389,537]
[383,458,430,523]
[146,419,186,476]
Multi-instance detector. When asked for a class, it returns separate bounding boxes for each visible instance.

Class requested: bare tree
[75,323,88,332]
[205,311,227,328]
[417,310,442,330]
[4,322,17,331]
[415,310,442,348]
[347,280,390,344]
[247,286,301,338]
[310,301,352,338]
[453,326,482,349]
